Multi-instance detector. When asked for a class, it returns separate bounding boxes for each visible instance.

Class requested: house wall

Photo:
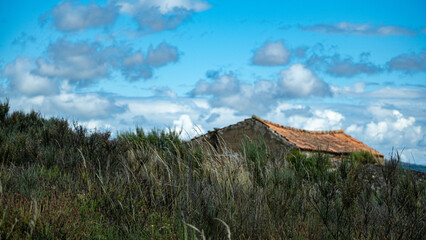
[300,150,346,166]
[193,118,295,159]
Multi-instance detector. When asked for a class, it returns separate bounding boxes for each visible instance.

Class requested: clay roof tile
[252,115,383,157]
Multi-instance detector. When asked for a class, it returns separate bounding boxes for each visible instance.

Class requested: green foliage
[287,149,333,182]
[241,136,271,187]
[350,150,378,164]
[0,100,425,239]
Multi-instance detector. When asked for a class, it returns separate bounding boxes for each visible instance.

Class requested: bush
[350,150,378,164]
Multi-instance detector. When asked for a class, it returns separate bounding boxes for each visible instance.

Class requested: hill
[402,161,426,173]
[0,101,425,239]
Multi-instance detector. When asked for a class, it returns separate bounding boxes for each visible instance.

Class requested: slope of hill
[401,162,426,173]
[1,101,425,239]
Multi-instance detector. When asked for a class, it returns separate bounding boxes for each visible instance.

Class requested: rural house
[192,115,384,163]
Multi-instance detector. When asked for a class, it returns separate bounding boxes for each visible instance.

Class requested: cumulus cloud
[29,39,180,84]
[122,52,144,67]
[112,97,211,135]
[365,87,426,99]
[2,39,180,97]
[307,53,381,77]
[49,92,126,119]
[347,105,422,147]
[289,109,345,130]
[41,0,210,34]
[191,64,330,114]
[4,57,58,96]
[265,103,345,130]
[42,1,119,32]
[327,57,381,77]
[36,39,111,84]
[191,73,240,96]
[252,40,290,66]
[173,114,204,138]
[120,50,152,80]
[145,42,179,66]
[118,0,211,33]
[331,82,366,96]
[277,64,331,98]
[118,0,211,15]
[121,42,179,80]
[151,86,177,98]
[387,52,426,73]
[300,22,416,36]
[294,46,307,58]
[331,83,426,102]
[9,92,126,120]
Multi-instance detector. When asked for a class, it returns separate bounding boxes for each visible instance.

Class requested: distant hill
[401,162,426,173]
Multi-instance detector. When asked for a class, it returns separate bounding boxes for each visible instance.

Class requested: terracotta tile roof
[253,115,383,157]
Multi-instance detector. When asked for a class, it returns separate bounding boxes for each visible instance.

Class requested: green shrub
[350,150,378,164]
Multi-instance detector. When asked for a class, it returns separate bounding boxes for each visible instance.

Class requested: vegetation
[0,100,425,239]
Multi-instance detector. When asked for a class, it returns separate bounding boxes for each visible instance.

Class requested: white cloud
[79,120,112,131]
[277,64,330,98]
[145,42,179,67]
[4,57,58,96]
[306,53,381,77]
[36,39,111,83]
[367,87,426,99]
[287,109,344,130]
[399,149,426,165]
[300,22,416,36]
[264,103,345,130]
[203,107,247,126]
[327,57,381,77]
[331,82,366,96]
[252,40,290,66]
[191,73,240,96]
[26,39,180,84]
[151,86,177,98]
[387,52,426,73]
[118,0,211,15]
[45,1,118,31]
[123,52,144,67]
[50,93,121,119]
[347,106,422,147]
[8,93,125,120]
[191,65,330,114]
[42,0,210,34]
[173,114,204,139]
[117,0,211,33]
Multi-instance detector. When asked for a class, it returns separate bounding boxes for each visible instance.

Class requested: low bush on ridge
[0,100,425,239]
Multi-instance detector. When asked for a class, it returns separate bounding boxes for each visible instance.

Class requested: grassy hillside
[0,100,425,239]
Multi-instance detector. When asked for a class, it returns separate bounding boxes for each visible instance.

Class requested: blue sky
[1,0,425,164]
